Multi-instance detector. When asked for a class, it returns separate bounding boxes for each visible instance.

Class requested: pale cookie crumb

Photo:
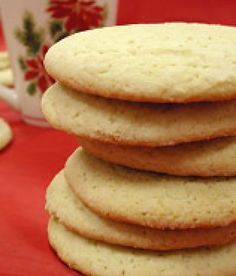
[0,118,12,150]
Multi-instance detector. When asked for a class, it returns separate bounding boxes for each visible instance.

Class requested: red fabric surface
[0,101,78,275]
[1,1,236,275]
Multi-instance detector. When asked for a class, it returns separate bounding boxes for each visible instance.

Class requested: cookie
[0,52,11,70]
[42,83,236,147]
[65,148,236,230]
[45,23,236,103]
[46,170,236,250]
[0,68,14,87]
[0,118,12,150]
[48,218,236,276]
[79,136,236,176]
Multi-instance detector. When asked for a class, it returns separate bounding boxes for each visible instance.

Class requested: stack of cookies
[42,23,236,275]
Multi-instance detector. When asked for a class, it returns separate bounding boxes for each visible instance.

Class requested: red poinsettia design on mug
[47,0,104,32]
[16,2,106,96]
[24,45,55,93]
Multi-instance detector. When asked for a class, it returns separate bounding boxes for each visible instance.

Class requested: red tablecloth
[0,102,78,275]
[1,1,236,275]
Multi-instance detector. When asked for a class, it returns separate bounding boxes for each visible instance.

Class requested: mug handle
[0,84,19,110]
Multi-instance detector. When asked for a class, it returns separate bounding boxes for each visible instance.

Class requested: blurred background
[1,0,236,275]
[118,0,236,25]
[1,0,236,52]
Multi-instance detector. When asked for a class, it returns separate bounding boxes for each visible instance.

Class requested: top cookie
[45,23,236,103]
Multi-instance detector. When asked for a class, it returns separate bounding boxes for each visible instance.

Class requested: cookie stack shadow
[42,23,236,275]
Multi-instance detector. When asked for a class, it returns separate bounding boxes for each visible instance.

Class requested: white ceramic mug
[0,0,118,126]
